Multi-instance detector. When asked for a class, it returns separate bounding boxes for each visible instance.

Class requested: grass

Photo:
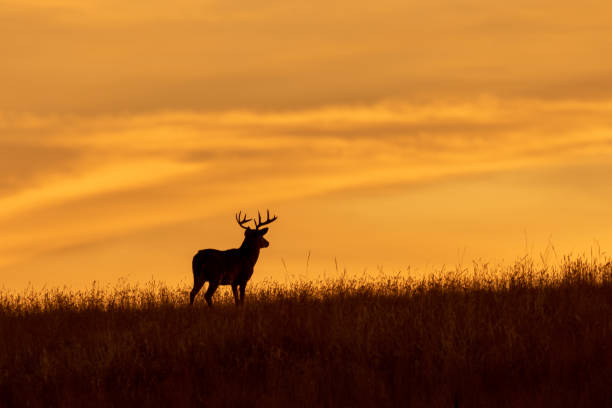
[1,256,611,407]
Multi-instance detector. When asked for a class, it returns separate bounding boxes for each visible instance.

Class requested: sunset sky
[2,0,612,289]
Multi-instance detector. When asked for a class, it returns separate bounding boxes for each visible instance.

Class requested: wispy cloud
[1,98,612,279]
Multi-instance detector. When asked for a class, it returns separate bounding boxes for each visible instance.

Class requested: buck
[190,210,278,307]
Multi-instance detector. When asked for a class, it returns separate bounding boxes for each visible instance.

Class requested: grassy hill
[1,257,611,407]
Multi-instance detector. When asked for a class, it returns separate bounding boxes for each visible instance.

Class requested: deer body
[190,211,277,307]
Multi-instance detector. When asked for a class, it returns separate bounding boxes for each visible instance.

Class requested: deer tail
[192,251,203,277]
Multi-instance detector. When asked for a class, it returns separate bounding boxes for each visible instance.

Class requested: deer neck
[239,240,260,266]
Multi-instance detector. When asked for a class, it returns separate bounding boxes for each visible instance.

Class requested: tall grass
[1,256,611,407]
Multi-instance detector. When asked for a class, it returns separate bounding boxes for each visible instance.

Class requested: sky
[1,0,612,289]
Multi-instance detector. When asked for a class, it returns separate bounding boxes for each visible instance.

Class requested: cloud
[1,97,612,277]
[0,159,203,219]
[2,0,612,113]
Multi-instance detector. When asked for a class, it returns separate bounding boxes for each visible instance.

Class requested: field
[1,256,611,407]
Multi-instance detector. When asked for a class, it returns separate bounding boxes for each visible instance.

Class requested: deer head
[236,210,278,248]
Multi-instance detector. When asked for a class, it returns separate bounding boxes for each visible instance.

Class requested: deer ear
[260,227,269,235]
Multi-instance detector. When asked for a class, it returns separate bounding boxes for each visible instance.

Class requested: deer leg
[190,276,205,305]
[204,280,219,308]
[231,284,240,306]
[239,283,247,305]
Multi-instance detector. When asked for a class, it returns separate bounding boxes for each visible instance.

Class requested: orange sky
[1,0,612,289]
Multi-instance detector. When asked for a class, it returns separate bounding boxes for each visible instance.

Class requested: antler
[254,209,278,229]
[235,211,253,230]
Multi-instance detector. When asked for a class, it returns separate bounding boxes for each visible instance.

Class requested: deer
[190,210,278,307]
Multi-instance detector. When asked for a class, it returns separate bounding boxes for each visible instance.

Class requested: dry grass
[1,256,611,407]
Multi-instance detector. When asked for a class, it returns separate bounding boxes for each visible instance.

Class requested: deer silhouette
[190,210,278,307]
